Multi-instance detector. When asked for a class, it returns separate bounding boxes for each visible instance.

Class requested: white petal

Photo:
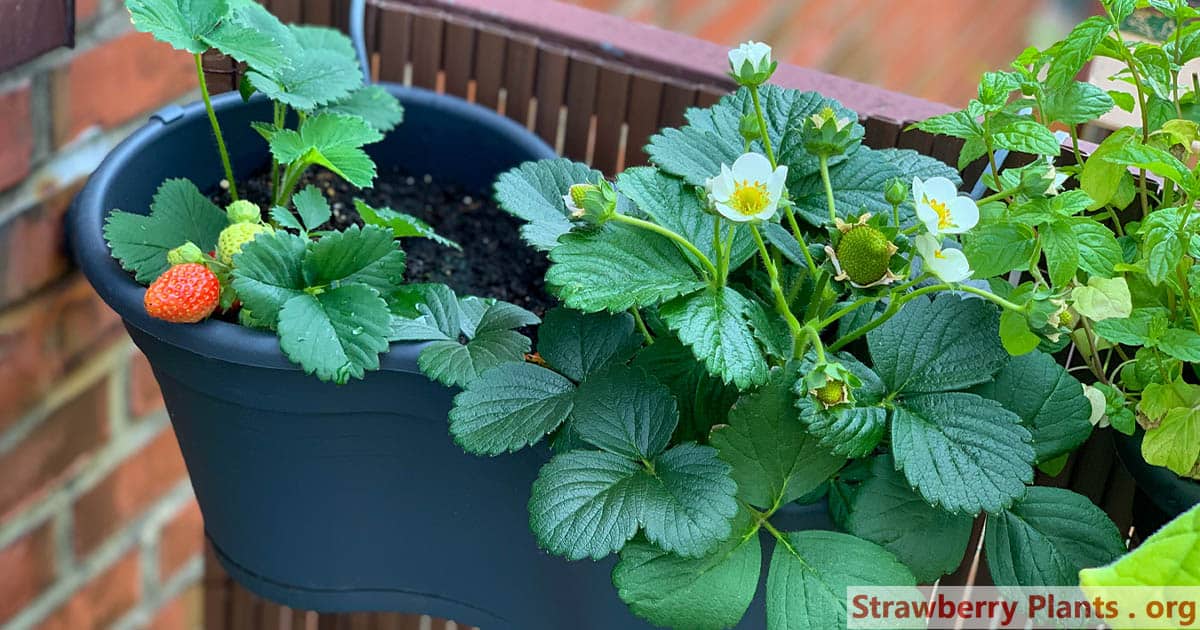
[766,165,788,202]
[728,47,749,70]
[1083,385,1107,426]
[914,233,941,260]
[914,201,941,236]
[747,41,772,65]
[927,246,972,282]
[920,176,958,202]
[710,171,734,202]
[716,202,755,223]
[910,177,925,205]
[731,152,773,181]
[943,196,979,234]
[562,193,579,212]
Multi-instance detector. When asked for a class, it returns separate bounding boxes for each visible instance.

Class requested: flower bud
[227,200,261,224]
[884,178,909,207]
[739,113,761,143]
[727,41,776,86]
[802,106,859,157]
[167,242,206,266]
[563,180,616,224]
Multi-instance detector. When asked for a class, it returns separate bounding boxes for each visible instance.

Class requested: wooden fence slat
[563,55,599,163]
[657,82,695,130]
[410,13,445,90]
[503,36,538,127]
[272,0,302,23]
[695,89,722,108]
[862,116,900,151]
[533,46,569,150]
[376,9,412,84]
[442,22,475,99]
[592,66,631,173]
[623,74,663,168]
[896,126,935,154]
[473,30,507,110]
[302,0,333,25]
[203,545,230,630]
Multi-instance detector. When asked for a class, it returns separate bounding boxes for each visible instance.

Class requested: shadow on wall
[568,0,1090,106]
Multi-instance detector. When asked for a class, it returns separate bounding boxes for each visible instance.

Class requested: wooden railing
[198,1,1136,627]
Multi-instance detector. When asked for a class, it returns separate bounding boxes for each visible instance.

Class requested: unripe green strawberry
[226,200,262,224]
[217,222,273,266]
[835,224,893,286]
[812,379,849,408]
[144,263,220,323]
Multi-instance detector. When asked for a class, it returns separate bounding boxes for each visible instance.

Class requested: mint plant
[918,0,1200,482]
[103,1,532,384]
[386,40,1128,629]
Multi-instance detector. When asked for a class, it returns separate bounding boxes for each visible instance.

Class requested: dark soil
[211,164,553,316]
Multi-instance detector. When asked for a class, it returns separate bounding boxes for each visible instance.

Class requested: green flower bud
[738,113,761,143]
[802,106,860,158]
[227,200,261,224]
[564,180,617,224]
[727,41,776,87]
[884,178,909,207]
[166,242,206,266]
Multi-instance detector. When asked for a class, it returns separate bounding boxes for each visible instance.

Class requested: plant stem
[631,308,653,344]
[194,53,239,202]
[819,155,837,223]
[750,85,777,167]
[976,186,1021,206]
[271,102,286,197]
[751,224,803,353]
[611,213,719,281]
[782,204,820,278]
[275,161,308,208]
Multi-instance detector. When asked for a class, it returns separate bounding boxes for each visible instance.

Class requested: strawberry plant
[383,39,1129,629]
[102,1,533,385]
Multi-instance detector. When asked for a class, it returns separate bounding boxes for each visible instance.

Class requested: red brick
[52,32,197,147]
[76,0,99,22]
[0,274,123,432]
[0,523,56,625]
[0,83,34,192]
[159,501,202,580]
[73,428,188,556]
[37,552,141,630]
[0,185,81,310]
[148,583,204,630]
[0,381,108,524]
[129,351,163,419]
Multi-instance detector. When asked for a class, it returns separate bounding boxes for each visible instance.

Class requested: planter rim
[68,84,555,374]
[1114,428,1200,518]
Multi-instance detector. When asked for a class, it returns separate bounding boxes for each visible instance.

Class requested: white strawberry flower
[1083,384,1110,428]
[915,233,972,283]
[728,41,772,77]
[1044,160,1069,196]
[912,176,978,236]
[707,152,788,223]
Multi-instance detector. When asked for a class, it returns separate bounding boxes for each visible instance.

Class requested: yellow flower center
[933,248,946,259]
[730,180,771,216]
[925,195,955,230]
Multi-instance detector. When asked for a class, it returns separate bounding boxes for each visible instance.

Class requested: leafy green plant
[917,0,1200,482]
[386,40,1127,629]
[103,1,528,384]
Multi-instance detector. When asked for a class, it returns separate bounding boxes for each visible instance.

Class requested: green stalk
[275,161,309,208]
[194,53,239,201]
[819,155,837,223]
[611,214,719,281]
[750,224,803,353]
[271,102,286,198]
[750,85,777,167]
[631,308,654,344]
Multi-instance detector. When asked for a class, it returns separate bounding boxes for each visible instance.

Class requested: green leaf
[766,530,917,630]
[991,119,1061,156]
[418,332,530,389]
[449,362,575,455]
[537,307,639,382]
[291,185,331,231]
[269,206,303,232]
[1046,16,1113,87]
[1145,409,1200,476]
[618,166,755,267]
[1080,127,1136,209]
[711,367,844,510]
[1042,81,1115,124]
[985,487,1124,586]
[126,0,228,53]
[915,109,983,140]
[276,284,392,384]
[794,353,889,458]
[1143,207,1196,285]
[891,392,1034,514]
[269,113,381,187]
[302,225,406,294]
[1159,328,1200,362]
[287,24,356,60]
[571,365,677,460]
[1080,503,1200,588]
[229,230,308,327]
[1041,220,1079,286]
[547,221,706,312]
[632,335,739,443]
[355,200,460,250]
[1106,142,1197,191]
[529,444,737,560]
[104,179,229,284]
[846,455,974,582]
[615,516,760,630]
[317,85,405,133]
[972,352,1093,464]
[868,295,1007,395]
[963,221,1035,278]
[411,295,537,389]
[1072,276,1132,322]
[999,308,1041,356]
[660,286,769,389]
[1073,220,1123,277]
[494,158,600,251]
[1093,306,1167,345]
[203,2,289,71]
[247,48,362,111]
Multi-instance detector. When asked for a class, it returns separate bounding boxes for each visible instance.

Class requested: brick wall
[567,0,1047,107]
[0,0,204,628]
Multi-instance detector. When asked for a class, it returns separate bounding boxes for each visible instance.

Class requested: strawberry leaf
[268,113,381,187]
[292,185,332,232]
[103,179,228,284]
[229,230,308,327]
[319,85,405,134]
[301,225,406,294]
[247,48,362,111]
[355,200,459,250]
[277,284,391,384]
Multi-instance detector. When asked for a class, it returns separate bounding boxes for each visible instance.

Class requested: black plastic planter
[1114,429,1200,534]
[68,85,832,629]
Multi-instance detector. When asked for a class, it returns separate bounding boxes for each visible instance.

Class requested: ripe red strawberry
[144,263,221,323]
